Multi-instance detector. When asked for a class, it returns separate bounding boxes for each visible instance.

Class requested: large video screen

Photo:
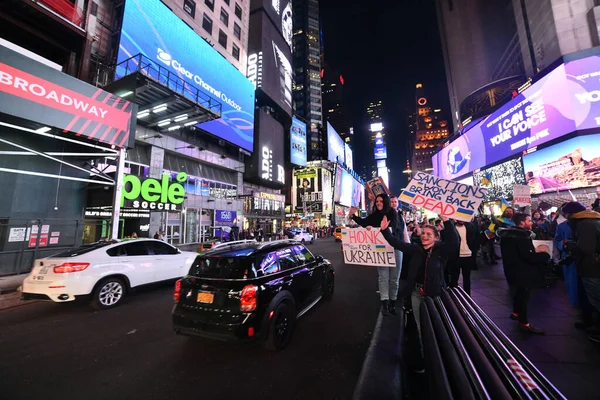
[255,110,285,185]
[247,11,292,115]
[250,0,293,48]
[290,117,307,166]
[522,134,600,194]
[374,146,387,160]
[432,54,600,179]
[116,0,255,151]
[336,168,363,207]
[344,143,353,170]
[294,168,322,212]
[327,122,345,163]
[472,158,526,201]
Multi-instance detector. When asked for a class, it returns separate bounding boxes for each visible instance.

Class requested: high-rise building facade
[293,0,323,158]
[322,67,352,144]
[162,0,251,73]
[410,84,449,172]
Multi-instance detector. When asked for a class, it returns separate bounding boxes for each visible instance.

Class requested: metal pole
[110,147,126,240]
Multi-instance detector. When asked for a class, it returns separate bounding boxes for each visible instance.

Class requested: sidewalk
[0,274,30,310]
[467,258,600,399]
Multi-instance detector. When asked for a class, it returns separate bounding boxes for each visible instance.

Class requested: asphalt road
[0,237,380,400]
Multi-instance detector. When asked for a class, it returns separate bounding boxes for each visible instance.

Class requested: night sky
[319,0,452,195]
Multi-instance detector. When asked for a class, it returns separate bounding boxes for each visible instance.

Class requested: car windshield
[189,254,256,279]
[50,241,116,258]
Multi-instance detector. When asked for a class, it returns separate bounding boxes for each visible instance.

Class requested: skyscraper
[322,66,352,144]
[293,0,323,159]
[409,84,449,172]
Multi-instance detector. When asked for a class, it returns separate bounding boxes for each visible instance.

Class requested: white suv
[22,239,196,309]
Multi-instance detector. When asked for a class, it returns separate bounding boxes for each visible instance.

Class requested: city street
[0,238,379,400]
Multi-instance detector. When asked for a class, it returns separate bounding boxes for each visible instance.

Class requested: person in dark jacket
[497,213,550,334]
[380,214,459,360]
[447,219,478,294]
[349,193,400,315]
[568,203,600,343]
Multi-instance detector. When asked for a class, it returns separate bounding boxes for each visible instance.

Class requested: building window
[183,0,196,18]
[204,0,214,11]
[234,3,242,19]
[202,13,213,34]
[232,43,240,60]
[218,29,228,48]
[220,7,229,26]
[233,22,241,39]
[224,0,230,4]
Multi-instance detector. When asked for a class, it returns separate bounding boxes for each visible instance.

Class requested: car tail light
[174,279,182,303]
[240,285,257,312]
[53,262,90,273]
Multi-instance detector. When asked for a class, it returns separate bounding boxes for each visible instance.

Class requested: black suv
[172,240,334,350]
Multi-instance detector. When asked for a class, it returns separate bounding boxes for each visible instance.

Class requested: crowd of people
[347,193,600,372]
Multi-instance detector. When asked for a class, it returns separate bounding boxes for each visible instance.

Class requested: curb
[0,288,39,311]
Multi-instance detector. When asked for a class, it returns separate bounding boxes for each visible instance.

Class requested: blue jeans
[581,277,600,313]
[377,250,403,300]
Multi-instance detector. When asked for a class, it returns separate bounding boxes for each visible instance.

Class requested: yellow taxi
[334,227,343,242]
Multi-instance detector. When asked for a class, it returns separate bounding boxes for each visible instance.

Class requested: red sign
[28,234,38,248]
[39,234,48,247]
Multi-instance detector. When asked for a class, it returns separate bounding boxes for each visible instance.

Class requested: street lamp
[402,169,412,174]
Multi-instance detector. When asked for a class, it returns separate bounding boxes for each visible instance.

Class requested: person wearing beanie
[568,203,600,343]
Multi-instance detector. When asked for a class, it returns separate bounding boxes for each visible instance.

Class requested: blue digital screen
[374,146,387,160]
[116,0,255,151]
[327,122,345,163]
[290,117,307,166]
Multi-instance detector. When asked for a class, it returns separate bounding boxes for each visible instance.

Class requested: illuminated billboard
[432,54,600,179]
[370,122,383,131]
[472,158,526,201]
[116,0,255,150]
[374,146,387,160]
[327,122,345,163]
[522,134,600,194]
[344,143,353,170]
[290,117,307,166]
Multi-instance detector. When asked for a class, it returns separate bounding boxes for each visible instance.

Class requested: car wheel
[323,269,335,300]
[301,239,306,244]
[265,303,296,351]
[92,277,126,310]
[310,238,314,244]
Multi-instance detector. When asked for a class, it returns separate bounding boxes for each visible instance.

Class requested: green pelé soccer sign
[121,172,187,211]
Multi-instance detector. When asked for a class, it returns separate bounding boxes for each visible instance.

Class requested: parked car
[293,231,314,244]
[22,239,197,309]
[172,239,334,350]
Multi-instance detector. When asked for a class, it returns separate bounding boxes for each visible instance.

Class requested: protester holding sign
[349,194,400,316]
[380,214,459,370]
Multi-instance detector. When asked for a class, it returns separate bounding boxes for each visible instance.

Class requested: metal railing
[115,54,222,116]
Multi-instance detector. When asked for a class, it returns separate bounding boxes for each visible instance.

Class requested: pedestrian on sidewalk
[447,218,478,295]
[349,193,400,316]
[567,202,600,343]
[379,214,459,369]
[497,213,550,334]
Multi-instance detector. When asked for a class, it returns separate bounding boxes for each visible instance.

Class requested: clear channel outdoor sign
[432,54,600,180]
[116,0,255,151]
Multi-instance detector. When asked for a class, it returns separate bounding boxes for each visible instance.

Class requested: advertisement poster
[290,117,307,166]
[432,55,600,180]
[28,225,39,248]
[344,143,354,170]
[255,111,285,185]
[341,228,396,267]
[472,158,526,201]
[327,122,345,163]
[374,146,387,160]
[522,134,600,194]
[116,0,255,150]
[294,169,322,212]
[399,171,487,222]
[215,210,237,226]
[322,169,333,214]
[513,184,531,207]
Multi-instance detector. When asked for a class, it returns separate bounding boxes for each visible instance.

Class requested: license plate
[39,266,49,275]
[33,276,44,281]
[197,291,214,304]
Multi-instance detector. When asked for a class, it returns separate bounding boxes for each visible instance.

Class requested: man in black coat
[497,213,550,334]
[447,219,478,294]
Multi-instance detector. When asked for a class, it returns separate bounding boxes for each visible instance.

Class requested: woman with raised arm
[380,214,459,372]
[348,193,399,315]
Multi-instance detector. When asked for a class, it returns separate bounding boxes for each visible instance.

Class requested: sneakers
[388,300,398,315]
[381,300,390,316]
[519,323,545,334]
[510,312,519,321]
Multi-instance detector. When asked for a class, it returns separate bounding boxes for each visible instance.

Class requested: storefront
[0,42,136,275]
[242,188,285,236]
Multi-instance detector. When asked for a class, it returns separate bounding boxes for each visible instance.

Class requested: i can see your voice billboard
[116,0,255,151]
[432,54,600,180]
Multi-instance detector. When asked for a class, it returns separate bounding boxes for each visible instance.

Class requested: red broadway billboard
[0,45,136,148]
